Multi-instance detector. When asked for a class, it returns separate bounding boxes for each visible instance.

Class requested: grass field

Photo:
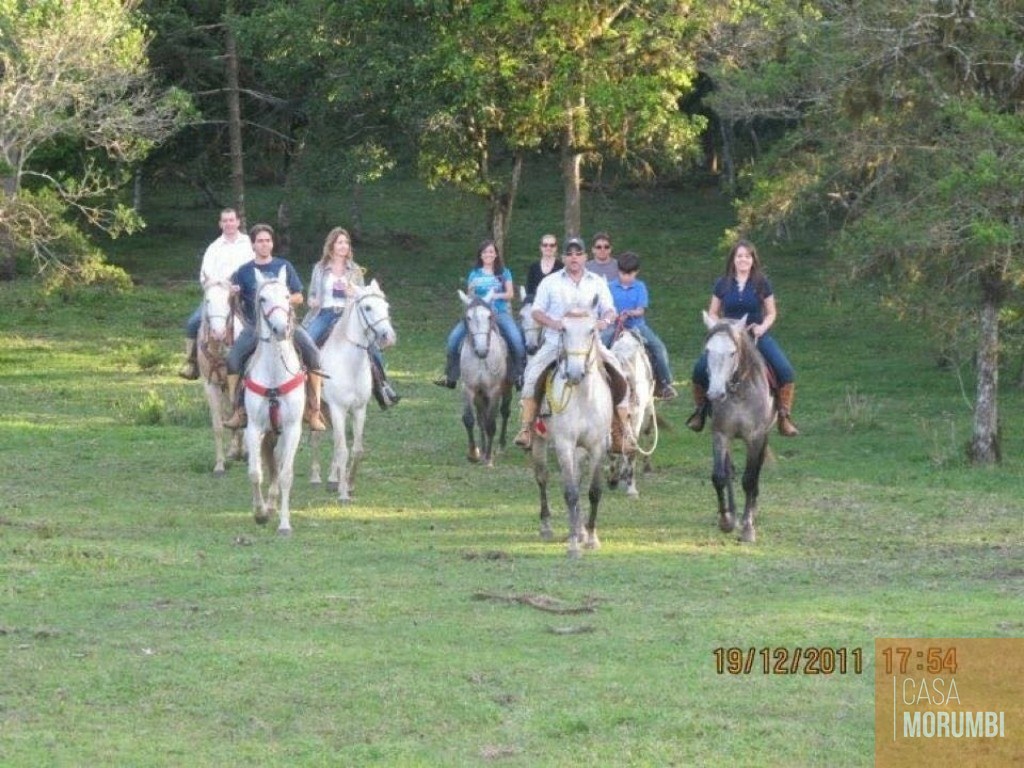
[1,167,1022,766]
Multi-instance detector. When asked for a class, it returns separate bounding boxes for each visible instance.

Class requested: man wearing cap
[513,236,637,452]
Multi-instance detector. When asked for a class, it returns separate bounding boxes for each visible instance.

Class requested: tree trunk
[561,140,582,239]
[489,153,523,258]
[224,15,246,226]
[719,118,735,193]
[969,282,1002,464]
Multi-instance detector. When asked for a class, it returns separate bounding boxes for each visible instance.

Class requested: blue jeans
[185,305,203,339]
[602,325,674,386]
[692,332,794,388]
[227,325,322,376]
[444,311,526,381]
[306,308,343,346]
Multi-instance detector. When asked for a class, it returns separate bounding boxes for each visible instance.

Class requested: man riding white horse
[513,237,637,454]
[223,223,327,432]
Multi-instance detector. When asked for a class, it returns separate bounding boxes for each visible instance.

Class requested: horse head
[703,310,749,402]
[559,305,599,385]
[203,280,234,341]
[255,267,293,342]
[518,286,541,355]
[351,279,396,348]
[460,289,496,359]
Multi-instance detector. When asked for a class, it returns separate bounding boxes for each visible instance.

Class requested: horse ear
[702,310,715,329]
[519,285,527,302]
[458,289,472,306]
[368,278,381,293]
[276,266,287,284]
[482,288,496,305]
[255,269,266,286]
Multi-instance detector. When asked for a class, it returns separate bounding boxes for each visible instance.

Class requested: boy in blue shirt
[600,251,678,400]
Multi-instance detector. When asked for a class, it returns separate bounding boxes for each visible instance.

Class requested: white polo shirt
[533,268,615,345]
[199,234,254,286]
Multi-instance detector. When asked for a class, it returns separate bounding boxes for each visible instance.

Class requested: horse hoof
[626,488,639,499]
[467,450,481,464]
[540,527,553,541]
[567,547,582,560]
[740,527,756,544]
[719,515,736,533]
[254,512,269,525]
[277,527,292,537]
[213,468,226,477]
[326,481,339,493]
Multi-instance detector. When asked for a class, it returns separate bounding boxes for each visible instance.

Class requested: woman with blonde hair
[304,227,400,409]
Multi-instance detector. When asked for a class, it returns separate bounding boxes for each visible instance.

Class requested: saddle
[533,359,628,411]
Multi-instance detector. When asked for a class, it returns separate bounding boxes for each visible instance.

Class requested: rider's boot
[371,355,400,410]
[178,339,200,380]
[777,383,800,436]
[686,384,708,432]
[513,397,538,450]
[223,374,247,429]
[305,372,328,431]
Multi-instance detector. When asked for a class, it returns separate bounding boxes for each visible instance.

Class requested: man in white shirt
[178,208,254,379]
[513,237,636,452]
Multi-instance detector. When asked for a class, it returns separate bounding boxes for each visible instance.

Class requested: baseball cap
[563,237,585,254]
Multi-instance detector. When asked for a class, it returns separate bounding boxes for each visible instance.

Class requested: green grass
[1,166,1022,766]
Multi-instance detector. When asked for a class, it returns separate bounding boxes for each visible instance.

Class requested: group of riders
[179,210,799,447]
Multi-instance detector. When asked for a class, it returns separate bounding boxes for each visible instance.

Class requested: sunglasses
[593,243,611,249]
[541,242,557,247]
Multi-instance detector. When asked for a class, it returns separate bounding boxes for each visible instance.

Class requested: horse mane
[707,320,768,384]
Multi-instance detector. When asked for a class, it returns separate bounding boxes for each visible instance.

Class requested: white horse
[531,306,613,558]
[243,268,306,534]
[458,290,511,467]
[518,286,542,355]
[609,330,658,498]
[196,280,245,475]
[310,279,396,502]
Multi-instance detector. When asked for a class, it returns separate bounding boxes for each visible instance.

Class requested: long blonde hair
[319,227,353,267]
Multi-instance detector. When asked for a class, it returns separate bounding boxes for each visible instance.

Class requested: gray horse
[702,311,775,543]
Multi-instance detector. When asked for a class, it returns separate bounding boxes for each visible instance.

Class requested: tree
[0,0,190,287]
[705,0,1024,464]
[394,0,708,251]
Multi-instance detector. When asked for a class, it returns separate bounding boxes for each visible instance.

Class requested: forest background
[1,1,1022,452]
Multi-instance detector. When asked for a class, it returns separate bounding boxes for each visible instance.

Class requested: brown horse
[702,311,775,543]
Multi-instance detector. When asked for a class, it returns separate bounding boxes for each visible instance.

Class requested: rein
[244,371,306,435]
[547,321,598,414]
[342,292,389,350]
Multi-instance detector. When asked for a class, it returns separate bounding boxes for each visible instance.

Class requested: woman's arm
[752,295,777,338]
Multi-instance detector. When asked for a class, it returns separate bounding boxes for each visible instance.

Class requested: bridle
[464,301,496,359]
[345,291,390,349]
[256,280,294,343]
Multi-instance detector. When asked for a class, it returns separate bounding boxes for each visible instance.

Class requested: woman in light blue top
[434,239,526,389]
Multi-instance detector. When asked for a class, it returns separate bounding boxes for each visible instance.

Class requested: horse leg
[331,409,350,502]
[739,436,768,543]
[557,445,583,558]
[325,405,343,493]
[343,407,367,502]
[625,453,639,499]
[497,389,512,449]
[482,399,498,468]
[263,432,280,515]
[463,401,480,464]
[711,434,736,533]
[584,452,603,549]
[309,429,322,485]
[532,441,553,540]
[275,426,302,536]
[246,426,269,525]
[204,383,227,475]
